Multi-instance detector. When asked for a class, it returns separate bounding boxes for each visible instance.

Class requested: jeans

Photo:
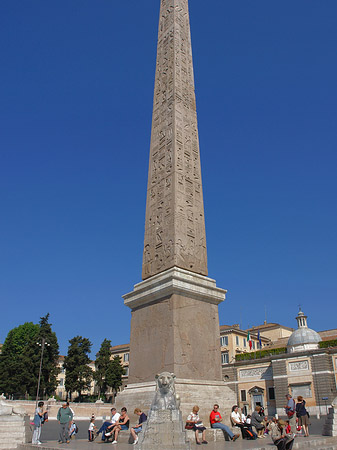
[98,421,112,441]
[211,422,234,439]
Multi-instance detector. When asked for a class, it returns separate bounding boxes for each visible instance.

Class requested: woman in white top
[186,405,207,445]
[231,405,246,439]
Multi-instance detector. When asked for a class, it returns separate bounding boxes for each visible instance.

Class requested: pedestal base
[138,409,190,450]
[123,267,227,383]
[116,378,236,427]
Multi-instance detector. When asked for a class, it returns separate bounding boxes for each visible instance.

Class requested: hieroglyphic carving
[142,0,207,280]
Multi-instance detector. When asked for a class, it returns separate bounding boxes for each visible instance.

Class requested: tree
[105,356,125,400]
[0,322,39,397]
[0,314,60,398]
[64,336,93,401]
[94,339,112,400]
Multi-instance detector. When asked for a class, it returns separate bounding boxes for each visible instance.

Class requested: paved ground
[30,417,329,450]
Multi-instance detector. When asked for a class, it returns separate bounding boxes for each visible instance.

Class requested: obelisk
[120,0,236,418]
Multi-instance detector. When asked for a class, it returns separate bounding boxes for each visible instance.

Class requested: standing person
[130,408,147,445]
[296,396,310,437]
[32,401,44,445]
[88,418,98,441]
[251,405,265,438]
[186,405,207,445]
[210,404,240,441]
[284,394,296,433]
[57,402,73,444]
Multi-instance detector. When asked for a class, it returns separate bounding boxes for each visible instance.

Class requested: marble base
[116,378,236,428]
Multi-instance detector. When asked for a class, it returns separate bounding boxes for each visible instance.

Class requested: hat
[278,419,287,427]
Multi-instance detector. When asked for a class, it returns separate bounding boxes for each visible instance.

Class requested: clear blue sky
[1,1,336,356]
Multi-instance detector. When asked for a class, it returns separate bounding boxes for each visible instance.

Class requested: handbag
[185,422,194,430]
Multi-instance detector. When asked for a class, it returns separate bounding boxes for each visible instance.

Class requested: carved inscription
[289,361,309,372]
[142,0,207,280]
[239,367,272,379]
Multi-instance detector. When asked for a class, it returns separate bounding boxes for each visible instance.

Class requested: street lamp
[35,338,50,409]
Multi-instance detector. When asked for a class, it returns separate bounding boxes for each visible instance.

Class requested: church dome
[287,309,321,353]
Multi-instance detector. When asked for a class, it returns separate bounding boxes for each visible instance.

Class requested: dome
[287,308,322,353]
[287,327,321,347]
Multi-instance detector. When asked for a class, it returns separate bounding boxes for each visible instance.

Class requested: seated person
[210,404,240,441]
[251,406,265,438]
[130,408,147,445]
[186,405,207,445]
[97,408,120,441]
[267,417,295,450]
[105,407,129,444]
[231,405,246,438]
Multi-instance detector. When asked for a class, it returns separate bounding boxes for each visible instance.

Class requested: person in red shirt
[210,404,240,441]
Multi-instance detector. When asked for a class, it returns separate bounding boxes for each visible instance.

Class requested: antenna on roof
[240,307,242,330]
[264,305,267,325]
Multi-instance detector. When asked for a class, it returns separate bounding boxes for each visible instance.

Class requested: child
[69,422,78,439]
[88,418,98,442]
[285,420,291,434]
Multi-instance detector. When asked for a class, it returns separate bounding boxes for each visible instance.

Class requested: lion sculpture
[151,372,180,410]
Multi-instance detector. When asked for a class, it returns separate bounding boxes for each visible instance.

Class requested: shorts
[120,425,129,431]
[134,426,142,434]
[193,425,206,432]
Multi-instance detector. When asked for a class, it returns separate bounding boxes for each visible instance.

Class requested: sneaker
[232,434,240,441]
[105,432,112,437]
[197,442,201,445]
[202,441,208,444]
[112,441,117,444]
[133,437,138,445]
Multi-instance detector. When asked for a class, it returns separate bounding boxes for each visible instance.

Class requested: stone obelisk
[119,0,235,418]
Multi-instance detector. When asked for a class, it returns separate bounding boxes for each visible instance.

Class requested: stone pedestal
[138,409,190,450]
[0,415,30,449]
[124,267,226,383]
[116,378,236,427]
[322,402,337,436]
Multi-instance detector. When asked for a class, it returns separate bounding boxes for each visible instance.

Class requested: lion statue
[151,372,180,410]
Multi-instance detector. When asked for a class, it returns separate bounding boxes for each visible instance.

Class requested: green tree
[0,322,39,397]
[0,314,60,399]
[105,356,125,400]
[64,336,93,401]
[94,339,112,400]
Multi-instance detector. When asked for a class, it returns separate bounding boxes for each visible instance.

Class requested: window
[221,352,229,364]
[220,336,228,346]
[123,353,129,362]
[291,384,312,398]
[241,390,247,402]
[59,378,64,387]
[123,367,129,376]
[252,341,256,349]
[243,338,247,348]
[236,336,240,346]
[269,387,275,400]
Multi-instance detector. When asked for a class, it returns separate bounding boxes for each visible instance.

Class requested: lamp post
[35,338,50,409]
